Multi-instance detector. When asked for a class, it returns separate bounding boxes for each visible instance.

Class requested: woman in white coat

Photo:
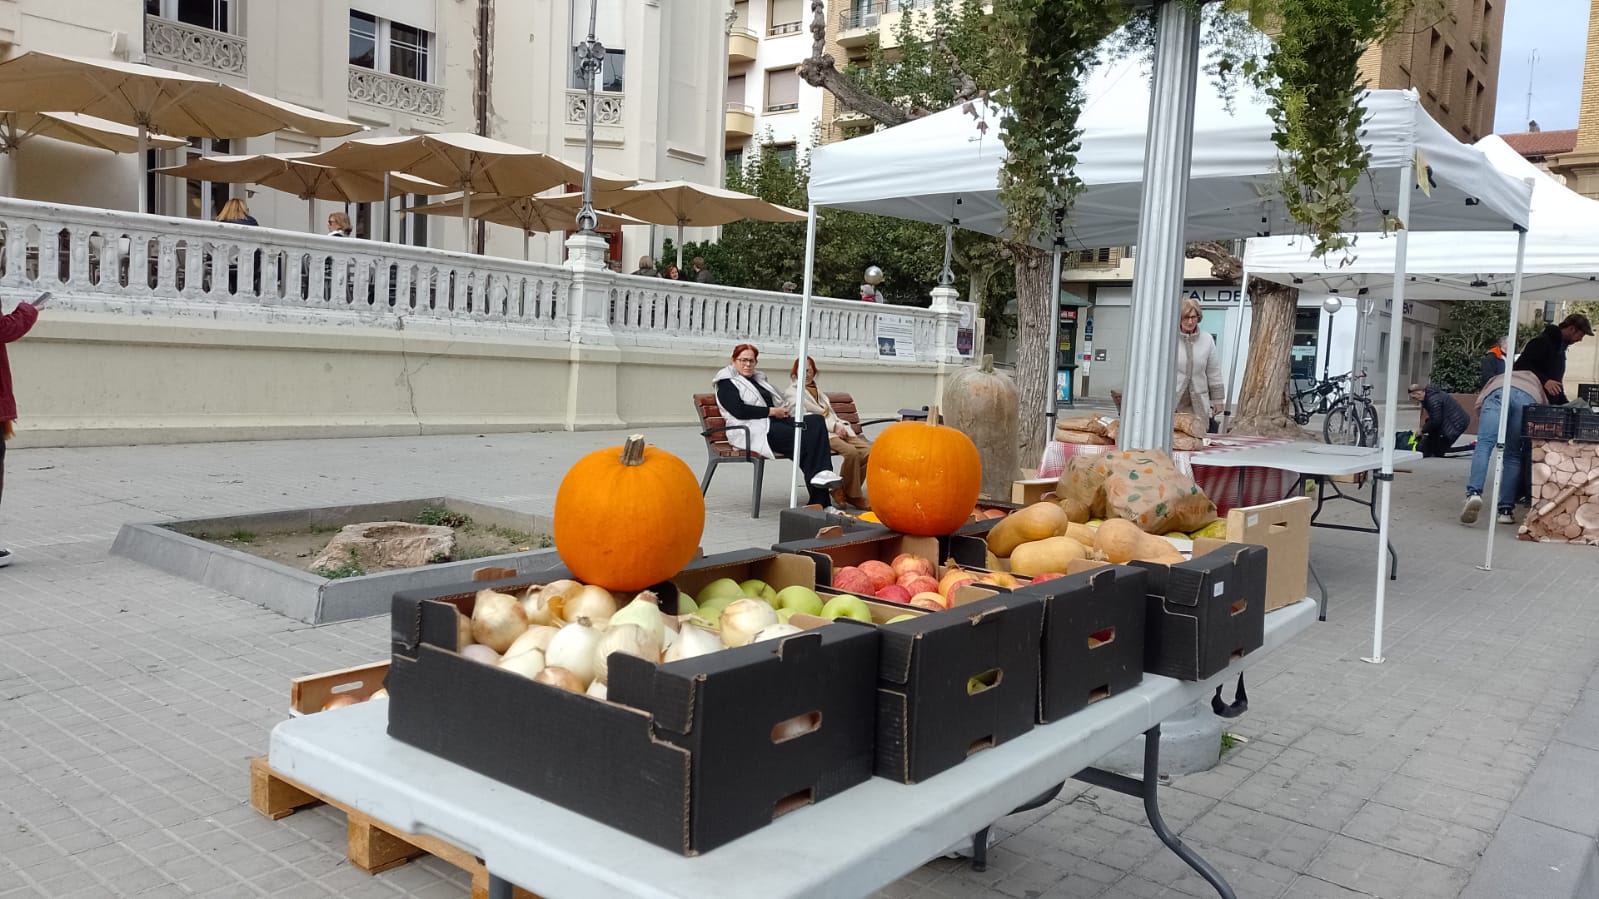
[712,343,835,505]
[790,356,872,510]
[1175,297,1226,431]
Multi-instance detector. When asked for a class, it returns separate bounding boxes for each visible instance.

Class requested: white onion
[455,611,474,650]
[664,624,722,662]
[608,592,667,649]
[544,621,604,686]
[533,666,586,694]
[555,584,618,627]
[752,623,804,643]
[471,589,528,653]
[586,680,609,701]
[593,623,661,685]
[498,648,546,679]
[519,585,559,626]
[460,643,502,666]
[503,625,555,660]
[659,626,679,660]
[720,599,779,648]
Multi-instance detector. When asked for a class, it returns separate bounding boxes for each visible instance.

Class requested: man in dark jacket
[1513,313,1593,404]
[1479,341,1506,389]
[1,292,48,568]
[1410,383,1470,457]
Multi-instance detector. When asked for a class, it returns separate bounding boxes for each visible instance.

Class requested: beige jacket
[1175,329,1226,421]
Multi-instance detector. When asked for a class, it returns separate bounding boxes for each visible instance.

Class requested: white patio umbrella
[155,152,450,231]
[0,51,363,211]
[406,193,644,259]
[303,133,634,248]
[586,180,806,269]
[0,111,187,195]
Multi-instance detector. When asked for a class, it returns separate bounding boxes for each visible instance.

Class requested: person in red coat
[1,292,48,568]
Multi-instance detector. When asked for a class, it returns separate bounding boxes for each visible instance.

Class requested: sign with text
[876,313,917,360]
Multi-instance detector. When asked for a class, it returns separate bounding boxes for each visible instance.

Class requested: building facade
[5,0,730,266]
[725,0,826,170]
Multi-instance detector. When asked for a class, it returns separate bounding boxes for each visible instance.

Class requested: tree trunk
[799,0,911,128]
[1231,277,1307,437]
[1013,244,1054,468]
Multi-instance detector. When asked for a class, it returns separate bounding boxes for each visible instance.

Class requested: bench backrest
[693,391,866,455]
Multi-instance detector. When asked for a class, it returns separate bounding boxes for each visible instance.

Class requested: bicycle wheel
[1323,399,1363,446]
[1357,400,1379,447]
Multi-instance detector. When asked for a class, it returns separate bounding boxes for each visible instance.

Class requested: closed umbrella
[0,51,363,210]
[303,132,633,247]
[0,111,187,195]
[587,180,805,268]
[406,193,643,259]
[156,152,449,231]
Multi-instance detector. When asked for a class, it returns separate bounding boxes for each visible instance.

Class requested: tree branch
[1184,240,1243,282]
[799,0,912,128]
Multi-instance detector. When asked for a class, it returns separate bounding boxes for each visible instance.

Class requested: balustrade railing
[143,15,247,76]
[0,198,960,363]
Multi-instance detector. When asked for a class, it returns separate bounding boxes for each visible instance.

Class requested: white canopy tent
[1245,134,1599,575]
[804,60,1533,662]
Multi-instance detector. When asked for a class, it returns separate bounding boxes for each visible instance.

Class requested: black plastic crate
[1574,408,1599,443]
[1524,405,1575,440]
[1578,383,1599,405]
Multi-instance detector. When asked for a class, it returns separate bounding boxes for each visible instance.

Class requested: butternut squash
[1064,523,1098,545]
[1009,536,1090,577]
[986,501,1071,558]
[1094,518,1185,565]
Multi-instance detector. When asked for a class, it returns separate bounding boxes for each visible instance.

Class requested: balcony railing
[143,14,247,76]
[839,0,937,30]
[566,90,625,127]
[348,67,445,120]
[0,197,962,362]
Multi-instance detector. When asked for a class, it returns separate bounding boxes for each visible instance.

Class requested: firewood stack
[1522,440,1599,545]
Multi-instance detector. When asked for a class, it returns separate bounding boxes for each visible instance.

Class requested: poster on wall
[876,313,917,359]
[957,304,976,356]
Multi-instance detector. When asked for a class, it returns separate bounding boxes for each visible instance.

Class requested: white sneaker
[809,470,843,489]
[1496,512,1515,525]
[0,549,12,569]
[1460,495,1482,525]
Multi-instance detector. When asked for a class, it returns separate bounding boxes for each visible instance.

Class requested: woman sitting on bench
[713,344,835,506]
[791,356,872,511]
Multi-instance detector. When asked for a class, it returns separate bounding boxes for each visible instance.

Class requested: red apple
[890,552,936,580]
[909,592,947,611]
[1030,572,1067,583]
[900,575,940,596]
[874,584,912,604]
[832,566,875,595]
[859,560,896,591]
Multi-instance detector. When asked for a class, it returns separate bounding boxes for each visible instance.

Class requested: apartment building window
[350,12,433,82]
[181,137,233,221]
[1439,45,1454,109]
[568,0,625,92]
[727,74,748,110]
[765,67,800,112]
[570,47,626,92]
[1426,29,1442,96]
[732,0,750,32]
[726,149,745,176]
[768,0,803,35]
[769,144,798,167]
[145,0,234,33]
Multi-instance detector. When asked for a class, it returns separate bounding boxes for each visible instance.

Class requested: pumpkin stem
[620,434,647,466]
[979,354,995,373]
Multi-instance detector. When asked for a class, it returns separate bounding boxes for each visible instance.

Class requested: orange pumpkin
[553,434,705,591]
[866,413,983,536]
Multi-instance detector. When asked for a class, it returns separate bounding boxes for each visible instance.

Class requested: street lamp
[861,264,884,302]
[574,0,605,235]
[1321,295,1343,381]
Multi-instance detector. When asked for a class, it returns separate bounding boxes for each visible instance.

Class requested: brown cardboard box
[1223,497,1311,612]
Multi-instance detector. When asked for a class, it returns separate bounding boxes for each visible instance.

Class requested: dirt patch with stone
[181,507,553,578]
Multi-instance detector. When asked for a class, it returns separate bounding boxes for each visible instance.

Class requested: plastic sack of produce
[1056,448,1217,533]
[1055,427,1114,446]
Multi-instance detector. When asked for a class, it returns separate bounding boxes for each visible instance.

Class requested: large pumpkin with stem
[554,434,705,591]
[866,410,983,536]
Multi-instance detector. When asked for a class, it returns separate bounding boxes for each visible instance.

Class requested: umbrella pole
[137,124,149,214]
[790,204,819,510]
[1366,155,1415,666]
[676,220,685,271]
[463,189,473,253]
[1481,222,1530,571]
[523,229,530,261]
[383,172,391,243]
[307,198,315,234]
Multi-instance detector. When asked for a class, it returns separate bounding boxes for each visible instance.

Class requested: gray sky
[1494,0,1589,133]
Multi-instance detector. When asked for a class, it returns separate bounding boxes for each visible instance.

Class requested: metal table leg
[1074,724,1237,899]
[966,783,1066,872]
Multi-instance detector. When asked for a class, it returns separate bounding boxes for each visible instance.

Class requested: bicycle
[1321,372,1379,447]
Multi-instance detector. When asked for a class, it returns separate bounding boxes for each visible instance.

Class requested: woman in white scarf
[790,357,871,510]
[1174,297,1226,430]
[712,343,834,505]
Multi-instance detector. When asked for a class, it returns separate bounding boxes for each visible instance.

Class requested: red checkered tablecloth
[1037,435,1293,515]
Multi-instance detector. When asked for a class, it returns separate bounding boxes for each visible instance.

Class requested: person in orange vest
[1478,339,1506,390]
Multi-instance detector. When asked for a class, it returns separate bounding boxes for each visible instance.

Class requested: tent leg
[1046,242,1064,442]
[1366,157,1416,666]
[1221,262,1250,434]
[790,204,820,510]
[1481,221,1531,571]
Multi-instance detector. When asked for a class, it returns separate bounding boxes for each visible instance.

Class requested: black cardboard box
[872,589,1045,783]
[387,551,879,856]
[776,506,889,544]
[1012,564,1148,723]
[1130,542,1267,680]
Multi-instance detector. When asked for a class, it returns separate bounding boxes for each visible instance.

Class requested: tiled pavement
[0,428,1595,898]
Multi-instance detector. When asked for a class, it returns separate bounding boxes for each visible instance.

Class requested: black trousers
[1419,431,1455,458]
[766,414,832,501]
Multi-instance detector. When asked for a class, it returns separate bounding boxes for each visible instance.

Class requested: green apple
[698,578,745,603]
[696,596,736,624]
[821,594,873,623]
[774,585,824,617]
[675,594,698,616]
[885,613,919,624]
[740,578,778,606]
[777,607,798,623]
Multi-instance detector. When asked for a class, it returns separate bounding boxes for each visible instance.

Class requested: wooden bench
[693,391,893,518]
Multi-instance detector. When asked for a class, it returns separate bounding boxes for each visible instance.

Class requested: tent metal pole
[1220,260,1250,434]
[1046,242,1064,440]
[789,203,820,509]
[1367,158,1415,665]
[1481,222,1530,571]
[1118,0,1200,452]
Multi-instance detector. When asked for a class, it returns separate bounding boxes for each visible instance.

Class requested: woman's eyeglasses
[735,356,757,363]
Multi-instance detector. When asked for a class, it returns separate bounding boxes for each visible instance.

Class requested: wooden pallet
[250,756,537,899]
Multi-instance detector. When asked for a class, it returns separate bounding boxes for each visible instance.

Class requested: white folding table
[269,600,1318,899]
[1197,442,1423,619]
